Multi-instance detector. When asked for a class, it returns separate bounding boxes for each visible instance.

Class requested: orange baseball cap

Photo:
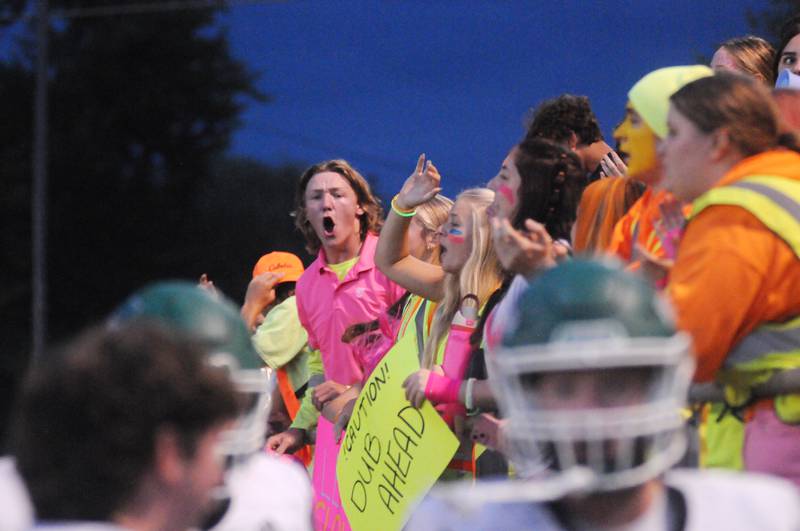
[252,251,305,283]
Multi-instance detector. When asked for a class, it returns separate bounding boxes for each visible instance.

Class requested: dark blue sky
[223,1,763,199]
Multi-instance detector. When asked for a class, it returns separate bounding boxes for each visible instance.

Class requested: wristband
[424,372,461,404]
[391,195,417,217]
[465,377,477,411]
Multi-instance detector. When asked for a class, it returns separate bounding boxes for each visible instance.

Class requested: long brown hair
[670,73,799,157]
[718,35,776,85]
[292,159,384,254]
[511,138,586,240]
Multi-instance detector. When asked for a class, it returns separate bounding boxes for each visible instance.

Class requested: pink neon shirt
[295,232,405,385]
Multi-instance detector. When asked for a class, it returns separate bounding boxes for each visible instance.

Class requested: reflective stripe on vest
[725,315,800,367]
[691,175,800,421]
[276,368,314,467]
[690,175,800,369]
[396,295,436,364]
[690,175,800,257]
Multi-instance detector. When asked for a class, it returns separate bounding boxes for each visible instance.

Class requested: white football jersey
[406,468,800,531]
[210,453,312,531]
[0,457,34,531]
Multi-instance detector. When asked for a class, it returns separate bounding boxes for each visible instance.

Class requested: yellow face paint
[613,102,660,185]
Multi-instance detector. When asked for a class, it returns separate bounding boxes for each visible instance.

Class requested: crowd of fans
[4,15,800,531]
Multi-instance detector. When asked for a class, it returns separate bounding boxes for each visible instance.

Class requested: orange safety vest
[276,368,314,466]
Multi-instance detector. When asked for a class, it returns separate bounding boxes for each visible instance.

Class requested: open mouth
[617,150,630,165]
[322,216,335,237]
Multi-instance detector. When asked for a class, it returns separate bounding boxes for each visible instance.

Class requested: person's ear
[154,427,187,485]
[424,228,438,250]
[568,131,579,150]
[709,127,734,162]
[356,204,365,216]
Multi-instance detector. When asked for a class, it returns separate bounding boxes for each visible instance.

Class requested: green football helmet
[109,281,273,457]
[490,259,693,495]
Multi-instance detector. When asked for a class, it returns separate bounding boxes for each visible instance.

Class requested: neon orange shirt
[669,150,800,382]
[608,187,675,268]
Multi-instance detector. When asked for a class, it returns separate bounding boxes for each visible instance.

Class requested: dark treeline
[0,1,314,425]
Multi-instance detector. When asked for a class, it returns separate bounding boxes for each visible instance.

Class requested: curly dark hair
[525,94,603,146]
[12,323,241,521]
[512,137,587,241]
[292,159,384,254]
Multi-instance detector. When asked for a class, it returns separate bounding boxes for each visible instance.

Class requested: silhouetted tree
[0,0,268,357]
[189,157,310,302]
[0,1,26,27]
[748,0,800,41]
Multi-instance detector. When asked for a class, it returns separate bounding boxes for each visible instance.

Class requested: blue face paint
[447,228,465,244]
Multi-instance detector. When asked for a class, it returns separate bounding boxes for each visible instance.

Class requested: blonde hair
[415,194,453,233]
[414,194,453,265]
[421,188,503,368]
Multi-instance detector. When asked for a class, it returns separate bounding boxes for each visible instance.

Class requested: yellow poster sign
[337,332,459,531]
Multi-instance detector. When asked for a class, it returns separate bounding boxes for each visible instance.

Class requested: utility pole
[32,0,49,360]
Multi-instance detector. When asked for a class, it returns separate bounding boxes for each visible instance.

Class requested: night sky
[223,0,764,199]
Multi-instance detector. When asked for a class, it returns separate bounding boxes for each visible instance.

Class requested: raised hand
[599,151,627,178]
[491,217,558,277]
[245,272,284,310]
[197,273,219,297]
[395,154,442,210]
[240,271,285,331]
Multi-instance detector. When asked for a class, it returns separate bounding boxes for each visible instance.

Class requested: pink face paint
[447,228,465,244]
[497,184,516,206]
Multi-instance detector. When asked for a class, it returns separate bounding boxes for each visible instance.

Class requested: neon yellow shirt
[290,349,324,431]
[327,256,359,281]
[251,296,310,391]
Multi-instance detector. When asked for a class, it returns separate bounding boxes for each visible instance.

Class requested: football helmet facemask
[491,259,693,495]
